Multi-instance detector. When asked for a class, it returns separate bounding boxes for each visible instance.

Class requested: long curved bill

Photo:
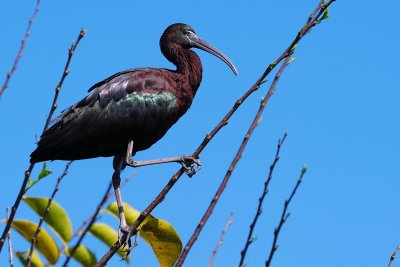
[188,32,238,76]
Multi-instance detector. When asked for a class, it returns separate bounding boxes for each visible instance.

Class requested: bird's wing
[31,69,178,161]
[87,68,138,92]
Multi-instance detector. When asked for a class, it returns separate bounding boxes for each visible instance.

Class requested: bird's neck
[163,44,203,93]
[177,49,203,90]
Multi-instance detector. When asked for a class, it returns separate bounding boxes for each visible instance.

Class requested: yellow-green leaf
[140,217,182,267]
[15,250,44,267]
[9,220,59,264]
[69,244,96,267]
[107,202,182,267]
[89,223,129,262]
[23,197,73,242]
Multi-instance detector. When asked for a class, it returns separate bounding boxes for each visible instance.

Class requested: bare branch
[42,28,87,131]
[6,208,13,267]
[0,28,86,253]
[0,0,41,98]
[388,245,400,267]
[177,55,292,266]
[265,167,306,267]
[239,133,287,267]
[94,0,336,265]
[26,161,72,267]
[208,213,233,267]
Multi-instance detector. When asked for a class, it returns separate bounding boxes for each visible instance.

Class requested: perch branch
[239,132,287,267]
[177,56,291,266]
[0,0,41,98]
[0,28,86,253]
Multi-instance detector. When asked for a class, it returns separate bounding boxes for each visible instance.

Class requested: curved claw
[118,225,132,250]
[120,231,140,260]
[181,156,202,177]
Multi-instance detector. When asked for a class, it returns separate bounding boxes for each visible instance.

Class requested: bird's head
[160,23,238,75]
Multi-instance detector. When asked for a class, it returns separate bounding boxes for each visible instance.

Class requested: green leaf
[23,197,73,242]
[15,250,44,267]
[28,163,52,190]
[89,223,129,262]
[69,245,97,267]
[38,162,52,179]
[106,202,182,267]
[8,220,59,264]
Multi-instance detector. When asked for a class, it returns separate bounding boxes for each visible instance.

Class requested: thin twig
[63,181,113,267]
[95,1,335,265]
[176,0,334,263]
[6,208,13,267]
[177,56,291,266]
[239,132,287,267]
[0,0,41,98]
[388,245,400,267]
[0,28,87,253]
[26,161,72,267]
[265,167,306,267]
[208,213,233,267]
[43,28,87,131]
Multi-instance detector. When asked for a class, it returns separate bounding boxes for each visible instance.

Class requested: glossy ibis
[30,23,237,246]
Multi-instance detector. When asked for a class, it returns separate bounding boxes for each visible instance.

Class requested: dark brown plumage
[30,23,237,163]
[30,23,238,250]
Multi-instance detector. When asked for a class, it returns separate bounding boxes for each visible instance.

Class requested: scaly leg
[112,155,132,247]
[125,140,202,177]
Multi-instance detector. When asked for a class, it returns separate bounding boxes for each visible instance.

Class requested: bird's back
[30,68,194,162]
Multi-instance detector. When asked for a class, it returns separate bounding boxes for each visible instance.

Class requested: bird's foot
[118,225,132,250]
[180,156,202,177]
[120,231,140,259]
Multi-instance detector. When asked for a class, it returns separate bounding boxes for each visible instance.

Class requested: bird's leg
[125,140,202,177]
[112,155,132,247]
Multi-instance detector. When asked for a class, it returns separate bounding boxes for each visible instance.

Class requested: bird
[30,23,237,248]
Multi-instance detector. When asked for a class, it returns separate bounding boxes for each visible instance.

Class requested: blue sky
[1,0,399,266]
